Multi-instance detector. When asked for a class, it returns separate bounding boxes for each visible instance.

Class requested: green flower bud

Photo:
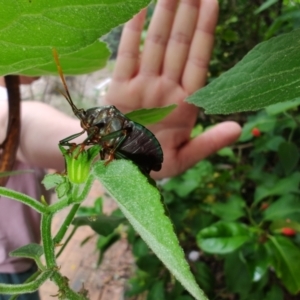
[59,144,100,184]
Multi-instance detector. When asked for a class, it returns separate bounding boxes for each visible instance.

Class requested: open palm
[105,0,241,179]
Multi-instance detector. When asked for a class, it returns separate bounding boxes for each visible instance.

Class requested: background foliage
[1,0,300,299]
[80,1,300,299]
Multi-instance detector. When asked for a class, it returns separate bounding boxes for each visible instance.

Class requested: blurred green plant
[114,98,300,300]
[211,0,300,79]
[1,0,300,299]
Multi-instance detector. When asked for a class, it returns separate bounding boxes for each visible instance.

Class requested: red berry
[252,127,261,137]
[260,202,269,210]
[281,227,296,236]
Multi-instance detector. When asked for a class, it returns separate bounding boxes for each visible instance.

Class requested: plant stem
[52,174,94,244]
[8,270,43,299]
[0,271,53,294]
[51,272,88,300]
[35,257,46,272]
[0,187,47,214]
[76,173,95,201]
[48,197,70,213]
[41,213,56,268]
[245,205,256,226]
[52,174,95,248]
[284,111,300,127]
[56,226,78,258]
[288,128,295,143]
[53,203,80,245]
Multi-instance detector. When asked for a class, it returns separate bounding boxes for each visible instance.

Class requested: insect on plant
[53,49,163,174]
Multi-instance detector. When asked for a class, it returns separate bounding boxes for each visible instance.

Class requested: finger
[182,0,219,94]
[177,121,241,172]
[162,0,199,81]
[112,9,146,81]
[140,0,178,75]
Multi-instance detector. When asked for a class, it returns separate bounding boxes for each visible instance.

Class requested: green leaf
[9,244,44,271]
[196,221,251,254]
[210,195,246,221]
[255,135,285,152]
[42,173,65,190]
[264,285,284,300]
[245,244,270,282]
[217,147,236,160]
[224,251,252,296]
[268,236,300,294]
[96,232,120,250]
[278,142,300,175]
[187,29,300,114]
[255,0,278,14]
[93,160,208,300]
[72,214,125,236]
[222,29,239,42]
[10,243,43,259]
[55,180,71,199]
[176,297,194,300]
[42,173,71,198]
[263,194,300,221]
[265,97,300,115]
[125,104,177,126]
[147,280,166,300]
[132,237,150,257]
[20,41,110,76]
[126,272,152,297]
[163,160,213,197]
[136,254,162,275]
[191,124,203,138]
[168,281,190,300]
[0,0,150,76]
[254,172,300,204]
[77,197,103,216]
[96,232,120,265]
[194,262,214,297]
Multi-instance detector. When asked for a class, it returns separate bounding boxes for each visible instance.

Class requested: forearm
[0,101,82,171]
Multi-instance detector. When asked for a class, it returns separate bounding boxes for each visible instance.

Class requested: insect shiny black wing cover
[115,121,163,173]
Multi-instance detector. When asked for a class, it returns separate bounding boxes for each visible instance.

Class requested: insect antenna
[52,48,83,118]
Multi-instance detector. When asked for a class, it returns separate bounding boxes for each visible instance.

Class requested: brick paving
[40,180,135,300]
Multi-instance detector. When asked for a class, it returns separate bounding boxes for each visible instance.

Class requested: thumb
[177,121,241,172]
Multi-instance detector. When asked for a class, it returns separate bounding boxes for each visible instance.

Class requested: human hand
[105,0,241,179]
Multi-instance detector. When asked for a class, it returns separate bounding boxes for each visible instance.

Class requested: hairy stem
[53,204,80,245]
[0,187,47,214]
[41,213,56,268]
[0,271,53,294]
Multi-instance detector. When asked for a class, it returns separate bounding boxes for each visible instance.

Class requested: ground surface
[40,181,134,300]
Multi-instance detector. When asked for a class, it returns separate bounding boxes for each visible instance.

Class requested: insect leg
[100,129,126,142]
[81,127,100,145]
[59,130,86,146]
[101,129,129,164]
